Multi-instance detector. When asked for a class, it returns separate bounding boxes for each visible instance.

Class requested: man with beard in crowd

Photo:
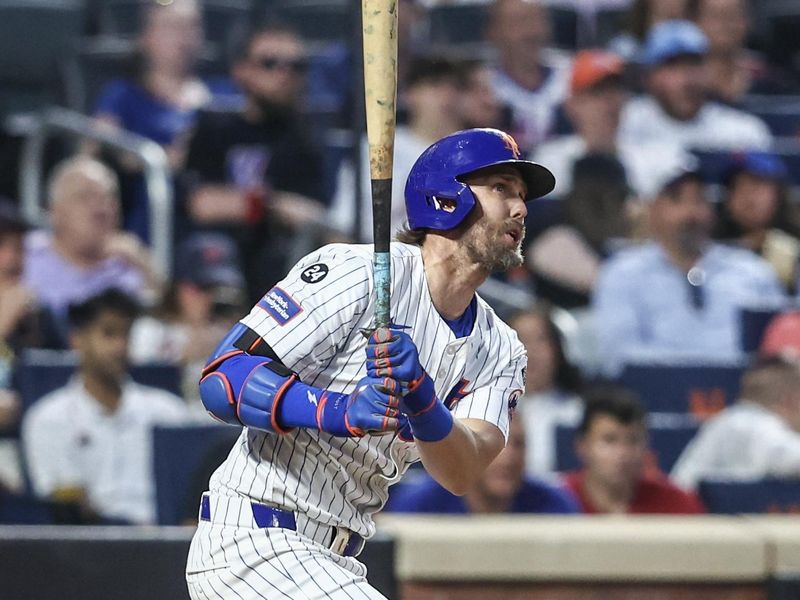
[591,149,784,376]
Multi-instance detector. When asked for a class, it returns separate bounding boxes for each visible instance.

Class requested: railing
[8,107,173,279]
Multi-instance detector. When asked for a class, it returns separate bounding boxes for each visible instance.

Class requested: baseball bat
[361,0,397,329]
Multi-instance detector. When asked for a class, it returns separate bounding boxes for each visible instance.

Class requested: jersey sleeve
[451,352,526,442]
[240,245,372,374]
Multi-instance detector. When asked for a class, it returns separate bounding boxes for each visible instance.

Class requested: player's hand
[365,327,423,386]
[365,327,437,417]
[316,376,403,437]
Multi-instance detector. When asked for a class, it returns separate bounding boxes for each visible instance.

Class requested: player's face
[578,415,647,491]
[460,167,528,273]
[72,311,132,384]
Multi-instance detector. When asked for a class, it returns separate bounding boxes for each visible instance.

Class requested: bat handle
[374,251,391,328]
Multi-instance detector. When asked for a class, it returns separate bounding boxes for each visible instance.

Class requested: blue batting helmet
[404,128,555,231]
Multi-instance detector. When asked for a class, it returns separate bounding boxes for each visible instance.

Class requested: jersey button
[437,368,447,379]
[445,347,455,356]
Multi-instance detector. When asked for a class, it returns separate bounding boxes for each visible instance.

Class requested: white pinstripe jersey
[208,242,526,538]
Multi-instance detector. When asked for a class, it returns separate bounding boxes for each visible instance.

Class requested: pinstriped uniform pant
[186,520,388,600]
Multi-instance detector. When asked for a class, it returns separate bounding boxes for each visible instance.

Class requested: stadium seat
[271,0,354,45]
[0,0,85,116]
[694,148,800,186]
[554,415,700,473]
[698,479,800,514]
[620,362,744,418]
[740,307,782,354]
[428,3,489,46]
[152,424,242,525]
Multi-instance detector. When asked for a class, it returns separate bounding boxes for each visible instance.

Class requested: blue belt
[199,494,364,557]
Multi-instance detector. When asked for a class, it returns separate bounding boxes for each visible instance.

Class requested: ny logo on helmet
[501,132,521,159]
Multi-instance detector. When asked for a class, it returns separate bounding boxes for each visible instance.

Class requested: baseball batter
[186,128,555,599]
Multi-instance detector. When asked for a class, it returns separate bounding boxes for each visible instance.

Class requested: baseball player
[186,128,555,599]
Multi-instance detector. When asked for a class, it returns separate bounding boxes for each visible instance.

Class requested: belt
[199,493,365,558]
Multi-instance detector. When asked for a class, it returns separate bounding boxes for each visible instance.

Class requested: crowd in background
[0,0,800,525]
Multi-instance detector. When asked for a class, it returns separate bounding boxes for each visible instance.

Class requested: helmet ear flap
[407,175,476,231]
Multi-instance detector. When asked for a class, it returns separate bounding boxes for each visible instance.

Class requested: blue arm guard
[199,323,356,435]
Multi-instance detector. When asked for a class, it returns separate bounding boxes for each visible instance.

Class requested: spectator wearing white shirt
[486,0,571,153]
[618,20,772,152]
[592,148,785,376]
[22,289,189,524]
[671,357,800,490]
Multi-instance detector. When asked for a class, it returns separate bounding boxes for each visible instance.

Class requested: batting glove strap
[407,399,454,442]
[403,371,437,415]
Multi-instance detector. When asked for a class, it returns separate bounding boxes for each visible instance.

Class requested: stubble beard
[463,218,526,273]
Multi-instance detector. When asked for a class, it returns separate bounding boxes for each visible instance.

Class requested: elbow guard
[199,322,296,433]
[199,353,296,433]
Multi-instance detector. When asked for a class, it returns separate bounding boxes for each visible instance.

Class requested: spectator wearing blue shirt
[92,0,234,242]
[592,149,785,376]
[384,417,580,515]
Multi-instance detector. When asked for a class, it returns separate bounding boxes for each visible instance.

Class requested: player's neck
[421,240,486,320]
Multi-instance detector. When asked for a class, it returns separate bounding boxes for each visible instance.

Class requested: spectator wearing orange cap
[533,49,682,200]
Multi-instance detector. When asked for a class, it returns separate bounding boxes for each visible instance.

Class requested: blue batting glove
[316,376,402,437]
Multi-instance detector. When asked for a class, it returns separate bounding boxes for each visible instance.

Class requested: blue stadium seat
[741,307,782,353]
[694,148,800,186]
[152,424,242,525]
[555,415,700,473]
[620,362,744,418]
[271,0,353,44]
[698,479,800,514]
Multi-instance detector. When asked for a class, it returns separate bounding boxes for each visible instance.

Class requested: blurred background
[1,0,800,598]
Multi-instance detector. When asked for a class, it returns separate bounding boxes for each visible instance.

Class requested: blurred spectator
[592,149,784,376]
[528,154,635,308]
[0,200,59,354]
[385,416,579,514]
[129,233,245,412]
[534,49,683,200]
[184,23,325,302]
[91,0,233,242]
[487,0,571,153]
[609,0,689,61]
[330,57,465,242]
[688,0,798,104]
[564,388,705,514]
[671,357,800,489]
[618,20,772,152]
[458,59,511,131]
[714,151,800,293]
[511,307,583,478]
[21,290,189,525]
[24,157,161,344]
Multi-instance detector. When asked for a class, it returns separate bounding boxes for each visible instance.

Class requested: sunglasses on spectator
[252,56,308,74]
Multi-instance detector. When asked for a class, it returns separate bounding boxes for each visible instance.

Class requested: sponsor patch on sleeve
[257,287,303,325]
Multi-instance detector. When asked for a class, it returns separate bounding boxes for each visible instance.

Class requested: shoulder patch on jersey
[508,388,522,422]
[257,287,303,325]
[301,263,329,284]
